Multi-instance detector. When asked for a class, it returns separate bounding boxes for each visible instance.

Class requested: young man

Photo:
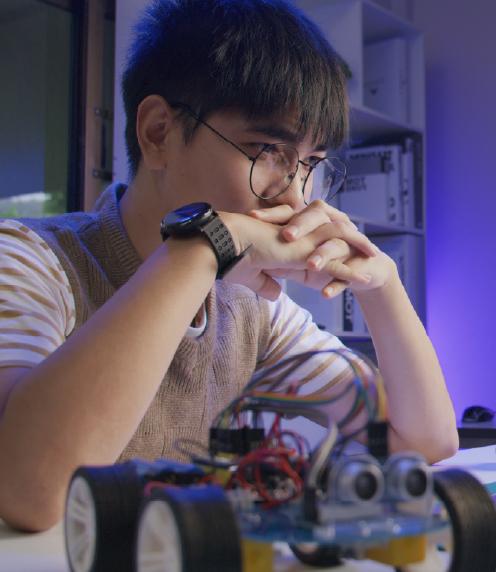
[0,0,457,531]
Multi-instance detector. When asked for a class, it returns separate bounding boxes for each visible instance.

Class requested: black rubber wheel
[289,543,342,567]
[135,484,242,572]
[433,468,496,572]
[397,468,496,572]
[64,462,143,572]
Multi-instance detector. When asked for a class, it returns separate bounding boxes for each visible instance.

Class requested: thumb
[248,204,295,225]
[248,271,282,301]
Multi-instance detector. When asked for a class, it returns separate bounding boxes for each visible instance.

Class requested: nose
[266,173,307,212]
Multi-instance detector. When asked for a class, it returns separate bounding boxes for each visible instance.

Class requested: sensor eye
[385,454,431,501]
[330,456,384,504]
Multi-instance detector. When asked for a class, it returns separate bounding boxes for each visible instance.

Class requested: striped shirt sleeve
[254,292,355,395]
[0,220,76,368]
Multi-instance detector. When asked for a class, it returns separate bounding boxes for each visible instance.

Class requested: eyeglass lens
[309,157,347,203]
[250,143,346,202]
[250,144,299,199]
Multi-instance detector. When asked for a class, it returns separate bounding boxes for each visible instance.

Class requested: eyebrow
[246,123,328,152]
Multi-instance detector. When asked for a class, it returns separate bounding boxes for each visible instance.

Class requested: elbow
[0,495,63,533]
[426,413,460,463]
[390,424,459,465]
[0,471,65,533]
[1,508,61,534]
[425,429,459,464]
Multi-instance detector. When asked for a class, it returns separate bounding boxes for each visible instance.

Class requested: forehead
[221,108,329,151]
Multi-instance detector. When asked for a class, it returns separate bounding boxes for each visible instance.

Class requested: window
[0,0,115,217]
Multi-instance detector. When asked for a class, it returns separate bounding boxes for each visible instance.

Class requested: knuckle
[327,205,349,221]
[334,209,350,223]
[311,199,327,210]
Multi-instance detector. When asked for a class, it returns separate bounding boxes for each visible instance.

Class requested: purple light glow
[418,0,496,419]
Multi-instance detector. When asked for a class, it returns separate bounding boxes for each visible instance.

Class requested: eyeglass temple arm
[171,102,257,162]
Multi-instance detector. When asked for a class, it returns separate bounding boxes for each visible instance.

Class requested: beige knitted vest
[21,184,271,462]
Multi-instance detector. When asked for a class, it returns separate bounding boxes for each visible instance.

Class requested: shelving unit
[288,0,427,353]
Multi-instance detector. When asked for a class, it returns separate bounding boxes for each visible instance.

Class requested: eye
[245,142,271,154]
[307,155,325,168]
[300,156,323,174]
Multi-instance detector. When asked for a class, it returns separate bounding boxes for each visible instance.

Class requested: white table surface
[0,519,404,572]
[2,443,490,572]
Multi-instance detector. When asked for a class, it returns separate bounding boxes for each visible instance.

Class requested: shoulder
[0,218,74,294]
[0,218,67,271]
[0,220,76,365]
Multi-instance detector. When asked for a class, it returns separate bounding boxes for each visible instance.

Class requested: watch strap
[201,216,238,278]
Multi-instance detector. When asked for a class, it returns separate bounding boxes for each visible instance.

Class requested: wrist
[216,211,245,256]
[160,203,244,278]
[353,257,401,301]
[163,235,218,275]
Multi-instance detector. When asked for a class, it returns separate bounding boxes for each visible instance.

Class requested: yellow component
[242,539,274,572]
[211,466,232,486]
[365,535,427,566]
[210,453,235,486]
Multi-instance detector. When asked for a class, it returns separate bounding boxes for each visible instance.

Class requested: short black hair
[122,0,349,179]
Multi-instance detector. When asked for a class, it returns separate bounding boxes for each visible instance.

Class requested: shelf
[361,0,419,42]
[348,215,424,236]
[349,103,423,142]
[288,0,427,330]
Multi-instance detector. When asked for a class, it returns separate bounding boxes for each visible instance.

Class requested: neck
[119,168,172,260]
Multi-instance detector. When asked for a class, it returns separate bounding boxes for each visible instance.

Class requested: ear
[136,95,176,170]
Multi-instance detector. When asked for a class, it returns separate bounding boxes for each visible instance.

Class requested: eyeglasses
[173,103,347,205]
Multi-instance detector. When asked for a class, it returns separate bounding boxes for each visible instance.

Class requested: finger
[280,202,331,241]
[249,271,282,301]
[307,238,351,271]
[265,267,291,278]
[303,199,358,229]
[321,258,372,286]
[312,200,357,227]
[248,204,295,224]
[267,268,331,292]
[322,279,348,299]
[313,221,376,258]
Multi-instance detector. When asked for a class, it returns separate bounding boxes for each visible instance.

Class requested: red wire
[143,480,177,497]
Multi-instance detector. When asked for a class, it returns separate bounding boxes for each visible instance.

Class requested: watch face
[161,202,214,239]
[167,202,212,226]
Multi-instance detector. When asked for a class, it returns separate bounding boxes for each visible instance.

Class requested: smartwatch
[160,202,245,278]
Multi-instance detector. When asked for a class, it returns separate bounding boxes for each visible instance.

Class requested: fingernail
[308,255,323,269]
[251,209,266,217]
[285,225,299,239]
[323,286,333,297]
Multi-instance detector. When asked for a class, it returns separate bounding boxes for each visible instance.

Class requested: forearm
[0,237,217,530]
[355,269,458,463]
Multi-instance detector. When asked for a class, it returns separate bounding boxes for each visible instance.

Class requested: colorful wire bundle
[184,347,388,507]
[212,347,386,433]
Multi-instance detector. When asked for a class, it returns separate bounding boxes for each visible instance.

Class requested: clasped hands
[223,200,395,301]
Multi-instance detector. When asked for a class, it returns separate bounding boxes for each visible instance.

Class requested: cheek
[195,159,256,210]
[167,140,258,211]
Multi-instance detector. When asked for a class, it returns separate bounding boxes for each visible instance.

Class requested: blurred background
[0,0,494,420]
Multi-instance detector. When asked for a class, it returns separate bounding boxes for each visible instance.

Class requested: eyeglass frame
[171,103,346,205]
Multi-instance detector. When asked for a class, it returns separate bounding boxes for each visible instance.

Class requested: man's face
[162,109,327,215]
